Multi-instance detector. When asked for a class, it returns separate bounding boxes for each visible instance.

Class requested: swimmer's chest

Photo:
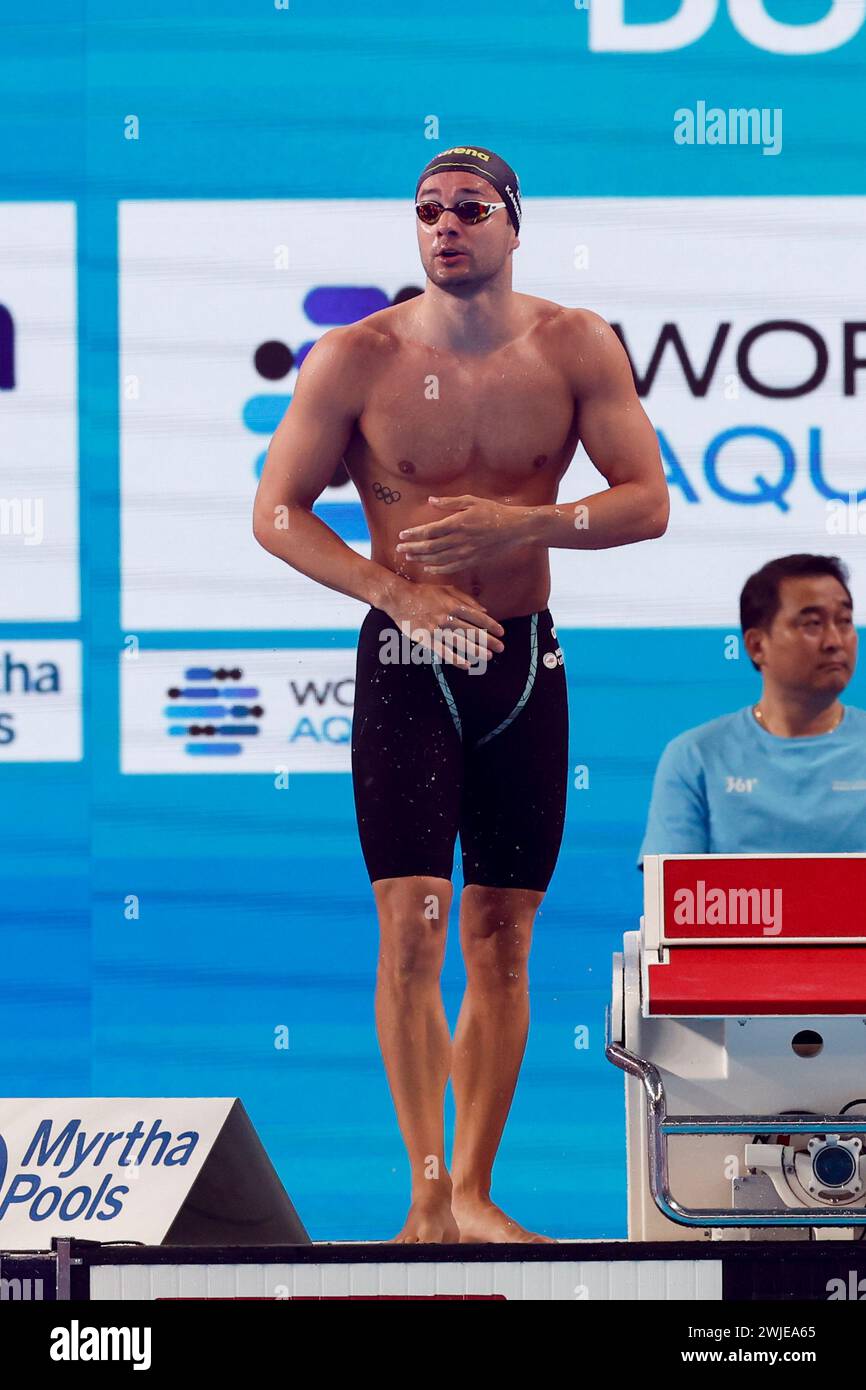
[352,353,578,484]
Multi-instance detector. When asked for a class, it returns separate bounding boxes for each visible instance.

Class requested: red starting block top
[642,855,866,1015]
[647,945,866,1015]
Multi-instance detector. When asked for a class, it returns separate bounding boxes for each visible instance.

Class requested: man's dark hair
[740,554,853,671]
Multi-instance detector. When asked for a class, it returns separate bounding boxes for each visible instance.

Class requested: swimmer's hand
[395,495,530,575]
[379,577,506,670]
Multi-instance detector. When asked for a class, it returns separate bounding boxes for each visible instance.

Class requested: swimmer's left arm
[521,309,670,551]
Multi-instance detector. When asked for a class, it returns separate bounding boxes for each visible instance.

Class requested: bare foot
[452,1195,556,1244]
[389,1196,461,1244]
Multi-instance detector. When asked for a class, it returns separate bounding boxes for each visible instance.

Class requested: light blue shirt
[638,704,866,868]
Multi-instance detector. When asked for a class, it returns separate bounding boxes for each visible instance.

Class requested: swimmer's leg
[373,873,460,1245]
[351,609,464,1240]
[449,884,556,1244]
[449,609,566,1240]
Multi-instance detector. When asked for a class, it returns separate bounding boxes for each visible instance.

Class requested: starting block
[607,853,866,1241]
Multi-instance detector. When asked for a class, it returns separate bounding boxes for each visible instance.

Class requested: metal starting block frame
[606,853,866,1239]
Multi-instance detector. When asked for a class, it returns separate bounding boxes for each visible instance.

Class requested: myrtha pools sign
[0,1099,234,1248]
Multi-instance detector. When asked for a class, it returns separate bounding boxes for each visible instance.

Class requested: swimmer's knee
[374,876,451,983]
[459,886,540,985]
[460,883,544,928]
[463,929,532,985]
[373,874,452,923]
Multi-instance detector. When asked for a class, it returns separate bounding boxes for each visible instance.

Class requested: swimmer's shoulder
[347,298,424,355]
[515,295,617,352]
[520,298,632,391]
[304,310,399,361]
[521,297,617,345]
[298,307,404,400]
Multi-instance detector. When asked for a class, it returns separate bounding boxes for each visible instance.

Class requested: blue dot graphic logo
[165,664,264,759]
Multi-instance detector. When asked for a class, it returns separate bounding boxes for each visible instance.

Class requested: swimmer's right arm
[252,326,400,609]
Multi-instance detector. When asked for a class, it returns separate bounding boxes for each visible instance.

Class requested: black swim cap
[415,145,522,234]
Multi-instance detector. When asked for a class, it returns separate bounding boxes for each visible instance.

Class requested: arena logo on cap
[588,0,865,55]
[437,147,491,160]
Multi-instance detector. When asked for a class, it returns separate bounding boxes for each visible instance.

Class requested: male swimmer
[253,145,669,1243]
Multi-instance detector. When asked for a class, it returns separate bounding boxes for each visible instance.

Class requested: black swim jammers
[351,606,569,891]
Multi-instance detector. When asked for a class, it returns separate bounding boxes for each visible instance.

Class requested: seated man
[638,553,866,868]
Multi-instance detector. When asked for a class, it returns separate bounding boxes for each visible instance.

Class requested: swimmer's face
[415,170,519,290]
[745,574,857,696]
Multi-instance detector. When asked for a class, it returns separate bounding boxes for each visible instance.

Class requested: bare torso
[342,294,580,618]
